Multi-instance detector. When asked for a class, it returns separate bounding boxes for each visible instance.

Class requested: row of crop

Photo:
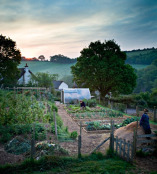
[71,111,123,119]
[0,90,77,144]
[85,117,140,131]
[65,103,124,118]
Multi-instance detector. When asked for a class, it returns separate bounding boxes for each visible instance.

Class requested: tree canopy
[31,72,58,88]
[71,40,137,98]
[0,35,21,86]
[134,60,157,93]
[125,48,157,65]
[50,54,77,64]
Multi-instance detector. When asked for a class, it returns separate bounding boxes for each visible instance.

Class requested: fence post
[53,110,58,140]
[136,106,139,117]
[14,87,15,98]
[110,120,114,152]
[78,121,82,158]
[127,141,130,162]
[116,136,118,154]
[154,106,157,122]
[119,138,122,157]
[123,139,126,158]
[132,127,137,159]
[31,123,35,159]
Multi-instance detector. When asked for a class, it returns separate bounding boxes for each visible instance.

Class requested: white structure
[53,80,68,90]
[61,88,91,103]
[18,64,34,85]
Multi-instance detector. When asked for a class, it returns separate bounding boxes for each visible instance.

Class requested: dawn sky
[1,0,157,60]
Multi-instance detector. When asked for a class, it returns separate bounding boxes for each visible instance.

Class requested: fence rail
[114,137,133,162]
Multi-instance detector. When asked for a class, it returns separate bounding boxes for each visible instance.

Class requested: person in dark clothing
[140,108,151,134]
[80,100,86,110]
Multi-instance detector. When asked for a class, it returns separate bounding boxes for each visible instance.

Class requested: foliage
[115,117,140,129]
[60,75,74,87]
[71,40,137,98]
[70,131,78,139]
[36,142,69,156]
[83,99,97,107]
[125,48,157,65]
[0,34,21,87]
[50,54,77,64]
[0,153,134,174]
[38,55,45,61]
[31,72,58,88]
[134,62,157,93]
[112,103,126,112]
[0,123,45,143]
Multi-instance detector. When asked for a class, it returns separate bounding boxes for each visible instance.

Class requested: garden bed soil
[0,101,157,174]
[82,127,111,134]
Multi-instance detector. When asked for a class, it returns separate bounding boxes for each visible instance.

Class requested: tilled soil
[0,102,157,174]
[56,102,110,155]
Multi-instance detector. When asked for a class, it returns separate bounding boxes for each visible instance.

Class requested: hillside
[125,48,157,64]
[19,61,148,80]
[19,61,75,79]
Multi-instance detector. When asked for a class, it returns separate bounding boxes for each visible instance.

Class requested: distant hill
[19,61,75,79]
[19,60,148,81]
[125,48,157,65]
[50,54,77,64]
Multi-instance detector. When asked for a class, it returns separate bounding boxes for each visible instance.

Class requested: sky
[0,0,157,60]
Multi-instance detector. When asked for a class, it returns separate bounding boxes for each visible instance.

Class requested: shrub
[70,131,78,139]
[51,103,58,112]
[113,103,126,112]
[83,99,97,107]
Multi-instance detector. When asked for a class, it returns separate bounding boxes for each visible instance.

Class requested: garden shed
[61,88,91,104]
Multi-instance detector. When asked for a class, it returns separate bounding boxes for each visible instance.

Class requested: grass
[19,61,148,80]
[19,61,75,79]
[0,153,135,174]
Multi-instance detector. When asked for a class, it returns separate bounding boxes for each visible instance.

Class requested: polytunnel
[61,88,91,104]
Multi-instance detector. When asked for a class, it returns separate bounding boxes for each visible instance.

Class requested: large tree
[31,72,58,88]
[71,40,137,98]
[0,35,21,86]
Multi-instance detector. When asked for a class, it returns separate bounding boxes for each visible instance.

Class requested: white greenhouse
[61,88,91,104]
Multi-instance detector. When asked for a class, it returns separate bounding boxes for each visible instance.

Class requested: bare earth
[56,102,110,155]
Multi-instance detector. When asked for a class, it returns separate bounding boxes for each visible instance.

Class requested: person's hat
[144,108,148,113]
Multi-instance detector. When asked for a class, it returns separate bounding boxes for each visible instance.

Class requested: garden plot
[65,104,133,133]
[70,111,124,121]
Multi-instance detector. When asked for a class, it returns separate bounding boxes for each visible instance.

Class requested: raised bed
[83,127,111,134]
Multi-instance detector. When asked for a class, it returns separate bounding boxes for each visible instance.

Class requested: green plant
[70,131,78,139]
[0,132,12,143]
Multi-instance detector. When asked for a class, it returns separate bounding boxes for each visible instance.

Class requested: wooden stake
[31,123,35,159]
[53,110,58,140]
[154,106,156,122]
[78,121,82,158]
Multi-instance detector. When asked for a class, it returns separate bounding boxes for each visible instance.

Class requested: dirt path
[56,102,110,156]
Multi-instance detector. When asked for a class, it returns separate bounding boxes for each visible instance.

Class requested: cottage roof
[53,80,63,89]
[18,64,35,80]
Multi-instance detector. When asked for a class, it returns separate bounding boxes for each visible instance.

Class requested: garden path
[56,102,110,155]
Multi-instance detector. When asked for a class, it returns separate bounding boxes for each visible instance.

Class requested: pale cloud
[0,0,157,59]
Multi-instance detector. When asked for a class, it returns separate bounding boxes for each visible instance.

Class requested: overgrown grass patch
[0,153,135,174]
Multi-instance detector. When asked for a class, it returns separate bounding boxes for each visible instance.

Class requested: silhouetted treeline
[22,57,39,61]
[50,54,77,64]
[125,48,157,65]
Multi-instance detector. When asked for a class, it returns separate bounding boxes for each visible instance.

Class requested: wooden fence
[114,136,133,162]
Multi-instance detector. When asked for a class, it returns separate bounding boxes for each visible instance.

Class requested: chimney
[25,63,28,67]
